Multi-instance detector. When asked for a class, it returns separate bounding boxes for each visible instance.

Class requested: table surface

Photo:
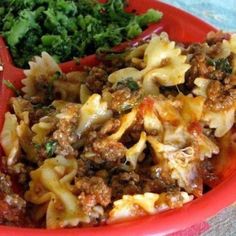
[161,0,236,235]
[162,0,236,32]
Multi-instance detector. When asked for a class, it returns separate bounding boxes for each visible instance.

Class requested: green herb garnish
[117,77,140,91]
[33,103,55,112]
[215,58,232,74]
[33,143,41,151]
[207,58,232,74]
[51,71,61,82]
[3,79,21,96]
[45,140,57,157]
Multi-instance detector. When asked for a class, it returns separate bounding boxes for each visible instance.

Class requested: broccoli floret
[0,0,163,68]
[4,9,38,47]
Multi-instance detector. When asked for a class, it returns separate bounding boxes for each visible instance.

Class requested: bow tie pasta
[108,33,190,96]
[108,191,193,223]
[25,155,89,229]
[1,31,236,228]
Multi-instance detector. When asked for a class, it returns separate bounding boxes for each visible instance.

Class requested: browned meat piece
[76,176,111,214]
[92,139,126,163]
[185,54,212,89]
[82,130,126,164]
[206,76,236,112]
[154,190,189,209]
[110,171,141,199]
[200,160,219,188]
[110,88,140,113]
[206,31,231,45]
[99,119,121,135]
[85,66,108,93]
[0,172,27,226]
[53,104,79,156]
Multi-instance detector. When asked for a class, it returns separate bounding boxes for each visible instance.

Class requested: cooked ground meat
[53,104,79,156]
[85,66,108,93]
[200,160,219,188]
[110,171,141,199]
[109,88,140,114]
[185,53,212,89]
[0,172,12,194]
[206,79,236,111]
[206,31,231,45]
[76,176,111,214]
[81,130,127,164]
[1,30,234,228]
[203,73,236,112]
[99,119,121,135]
[91,139,126,163]
[0,172,27,226]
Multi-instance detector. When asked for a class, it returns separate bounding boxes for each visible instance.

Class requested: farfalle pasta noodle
[80,84,92,104]
[0,112,21,166]
[142,34,190,94]
[203,108,235,137]
[53,71,87,102]
[25,155,89,229]
[109,108,137,141]
[126,131,147,169]
[32,116,56,145]
[0,31,236,228]
[108,34,190,96]
[108,191,193,223]
[16,121,38,163]
[10,97,31,124]
[108,67,141,86]
[77,94,112,137]
[193,77,211,97]
[22,52,62,98]
[193,78,236,137]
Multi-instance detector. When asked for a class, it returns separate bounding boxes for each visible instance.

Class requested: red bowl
[1,0,236,235]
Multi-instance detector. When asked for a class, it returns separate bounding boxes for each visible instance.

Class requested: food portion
[0,0,162,68]
[0,31,236,228]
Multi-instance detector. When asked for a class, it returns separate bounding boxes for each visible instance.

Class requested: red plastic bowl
[1,0,236,235]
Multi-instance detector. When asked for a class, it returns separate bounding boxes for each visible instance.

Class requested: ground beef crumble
[85,66,109,94]
[76,176,111,214]
[0,172,27,226]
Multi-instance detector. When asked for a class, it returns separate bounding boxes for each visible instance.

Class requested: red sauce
[188,121,202,135]
[138,97,155,117]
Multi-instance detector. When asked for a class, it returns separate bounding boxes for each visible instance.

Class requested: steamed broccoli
[0,0,163,68]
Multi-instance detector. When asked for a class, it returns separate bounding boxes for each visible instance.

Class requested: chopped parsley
[51,71,62,82]
[117,77,139,91]
[207,58,232,74]
[3,79,21,96]
[45,140,57,157]
[215,58,232,74]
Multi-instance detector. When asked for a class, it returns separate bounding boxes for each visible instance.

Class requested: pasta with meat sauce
[0,31,236,228]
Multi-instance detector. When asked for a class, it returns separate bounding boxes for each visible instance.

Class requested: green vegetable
[207,58,232,74]
[5,10,37,47]
[45,140,57,157]
[3,80,21,96]
[215,58,232,74]
[117,77,140,91]
[136,9,163,27]
[0,0,163,68]
[33,143,41,151]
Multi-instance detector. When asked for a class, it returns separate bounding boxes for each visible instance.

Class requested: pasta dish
[0,31,236,228]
